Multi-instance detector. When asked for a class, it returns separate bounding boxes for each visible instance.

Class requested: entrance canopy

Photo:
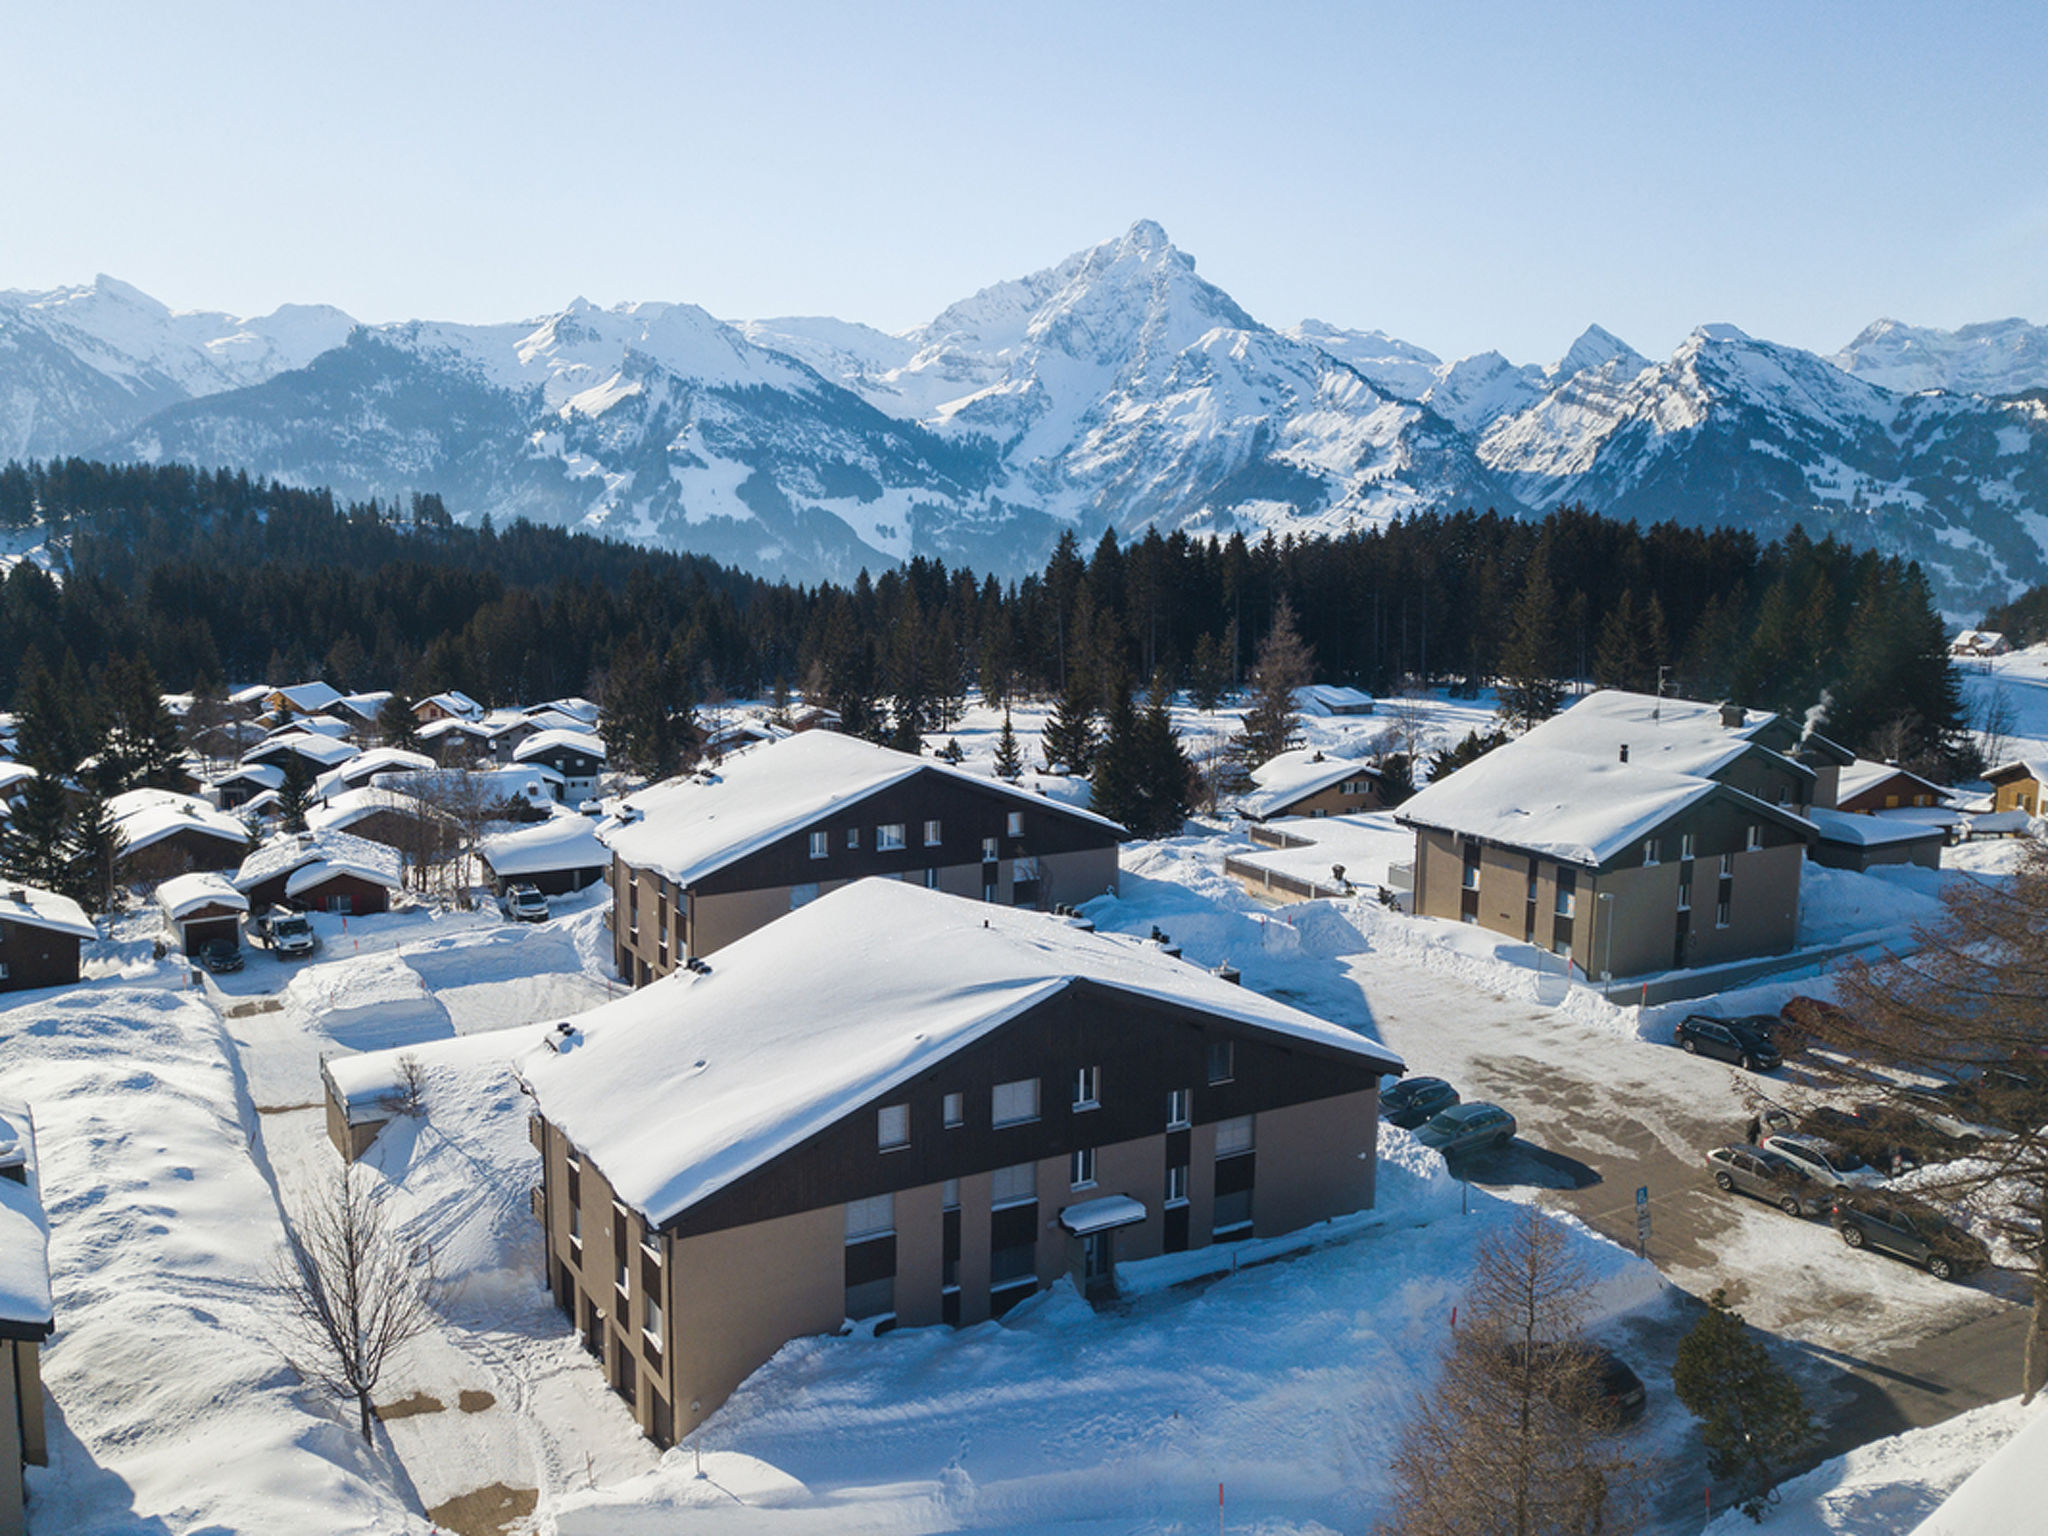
[1059,1195,1147,1236]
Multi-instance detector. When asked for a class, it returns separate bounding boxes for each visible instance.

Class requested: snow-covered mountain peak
[1832,315,2048,397]
[1550,324,1646,381]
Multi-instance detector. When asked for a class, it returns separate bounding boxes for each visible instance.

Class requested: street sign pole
[1635,1185,1651,1259]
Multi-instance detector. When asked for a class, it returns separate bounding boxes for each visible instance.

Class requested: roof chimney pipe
[1619,744,1630,764]
[1720,702,1745,729]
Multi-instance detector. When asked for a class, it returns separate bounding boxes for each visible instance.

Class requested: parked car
[1897,1087,2003,1151]
[194,937,244,974]
[1675,1014,1783,1072]
[1705,1144,1830,1217]
[501,882,549,922]
[255,905,317,959]
[1415,1102,1517,1158]
[1779,995,1855,1052]
[1924,1071,2044,1136]
[1832,1194,1990,1282]
[1382,1076,1460,1130]
[1759,1133,1884,1190]
[1495,1341,1648,1426]
[1737,1011,1809,1059]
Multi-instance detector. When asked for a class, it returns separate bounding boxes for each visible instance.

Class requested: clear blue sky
[4,1,2043,364]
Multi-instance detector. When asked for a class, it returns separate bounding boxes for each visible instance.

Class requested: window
[943,1091,964,1128]
[942,1177,960,1210]
[877,1104,909,1150]
[1461,840,1482,891]
[846,826,860,850]
[1716,895,1731,928]
[1207,1040,1234,1084]
[923,866,940,888]
[1553,935,1573,962]
[845,1193,894,1241]
[1070,1148,1096,1189]
[991,1162,1036,1207]
[983,881,998,903]
[982,836,999,863]
[0,963,8,981]
[1165,1164,1189,1206]
[569,1202,582,1248]
[1642,837,1660,867]
[992,1077,1040,1127]
[1166,1088,1192,1129]
[878,823,906,851]
[1555,867,1577,918]
[1215,1114,1255,1157]
[644,1290,663,1345]
[613,1245,629,1296]
[809,830,830,860]
[789,882,819,910]
[1007,810,1024,836]
[1012,855,1041,882]
[1746,824,1763,852]
[1072,1065,1100,1109]
[1720,853,1734,877]
[1677,878,1692,912]
[328,894,353,915]
[1680,833,1695,860]
[924,819,943,847]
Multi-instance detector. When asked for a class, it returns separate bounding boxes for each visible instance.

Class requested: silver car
[1759,1133,1885,1191]
[1706,1144,1829,1217]
[1415,1102,1517,1158]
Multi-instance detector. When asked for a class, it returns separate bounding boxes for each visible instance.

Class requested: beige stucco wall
[1254,1090,1379,1237]
[1809,762,1841,811]
[666,1205,846,1437]
[892,1181,944,1327]
[323,1090,384,1163]
[1040,844,1121,912]
[953,1170,993,1325]
[1690,843,1802,968]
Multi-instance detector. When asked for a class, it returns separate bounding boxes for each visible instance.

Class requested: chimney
[1719,702,1745,729]
[1618,744,1629,764]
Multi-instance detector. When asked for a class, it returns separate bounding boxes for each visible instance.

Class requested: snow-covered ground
[6,688,2040,1534]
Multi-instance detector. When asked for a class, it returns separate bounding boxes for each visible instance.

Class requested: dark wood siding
[0,917,83,992]
[660,979,1391,1239]
[692,768,1118,898]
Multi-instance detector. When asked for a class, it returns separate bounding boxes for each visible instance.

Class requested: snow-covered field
[6,688,2040,1534]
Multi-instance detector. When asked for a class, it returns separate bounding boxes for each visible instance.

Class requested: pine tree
[1088,678,1144,835]
[67,787,124,914]
[1233,595,1313,767]
[992,706,1024,780]
[1131,687,1194,838]
[1672,1289,1814,1519]
[1039,675,1099,775]
[95,653,186,794]
[1188,631,1231,712]
[1590,590,1643,691]
[378,693,421,751]
[0,771,72,892]
[1497,541,1564,730]
[277,754,316,834]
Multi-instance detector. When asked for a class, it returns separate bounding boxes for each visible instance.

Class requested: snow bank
[0,984,425,1533]
[1910,1396,2048,1534]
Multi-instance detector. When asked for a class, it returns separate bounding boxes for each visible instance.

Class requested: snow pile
[282,947,452,1050]
[0,984,424,1533]
[1910,1396,2048,1534]
[1795,862,1945,948]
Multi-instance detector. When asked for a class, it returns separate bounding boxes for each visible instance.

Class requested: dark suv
[1675,1014,1782,1072]
[1382,1076,1460,1130]
[1832,1194,1990,1282]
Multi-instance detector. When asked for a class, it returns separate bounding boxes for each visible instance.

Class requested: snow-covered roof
[243,731,360,769]
[521,879,1401,1227]
[1985,759,2048,786]
[269,681,342,713]
[0,881,95,940]
[214,762,285,790]
[513,728,606,764]
[234,828,403,894]
[269,714,353,740]
[479,814,610,878]
[418,690,483,719]
[1239,747,1380,820]
[1966,808,2036,835]
[229,682,273,706]
[306,786,447,834]
[1293,683,1376,715]
[157,871,249,921]
[314,746,437,799]
[1806,807,1948,849]
[1836,759,1950,805]
[109,788,250,855]
[417,716,490,742]
[1515,689,1812,782]
[335,690,393,721]
[511,709,585,737]
[0,761,37,796]
[525,696,600,723]
[1059,1194,1148,1235]
[600,731,1122,887]
[0,1097,53,1335]
[1398,744,1812,867]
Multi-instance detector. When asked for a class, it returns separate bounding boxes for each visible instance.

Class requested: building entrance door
[1082,1231,1115,1298]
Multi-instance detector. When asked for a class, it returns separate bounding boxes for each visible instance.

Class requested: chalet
[513,729,606,805]
[1397,691,1827,979]
[417,716,494,765]
[1836,760,1949,815]
[414,691,484,725]
[602,732,1123,985]
[786,703,842,734]
[233,829,402,916]
[0,764,35,807]
[514,879,1403,1444]
[307,787,460,861]
[263,680,344,721]
[1984,760,2048,818]
[242,731,360,776]
[268,714,355,742]
[0,884,93,993]
[1950,629,2011,658]
[476,711,543,764]
[157,872,248,956]
[705,718,791,756]
[1806,807,1947,873]
[211,762,284,810]
[109,789,252,883]
[312,747,437,800]
[1292,683,1376,717]
[333,691,394,730]
[479,815,610,897]
[1236,748,1385,822]
[0,1099,53,1536]
[527,696,600,726]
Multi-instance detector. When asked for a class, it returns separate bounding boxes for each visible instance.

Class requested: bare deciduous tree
[1379,1208,1639,1536]
[270,1160,438,1443]
[1822,836,2048,1400]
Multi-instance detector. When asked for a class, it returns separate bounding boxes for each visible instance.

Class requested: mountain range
[4,221,2047,612]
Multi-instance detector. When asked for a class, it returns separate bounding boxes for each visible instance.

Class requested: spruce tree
[1590,590,1643,691]
[1189,631,1231,712]
[378,693,421,751]
[1496,540,1564,730]
[992,706,1024,780]
[1673,1289,1814,1520]
[1088,679,1144,835]
[277,754,316,834]
[68,787,124,914]
[1131,688,1194,838]
[1039,676,1099,775]
[1233,595,1313,767]
[0,771,72,892]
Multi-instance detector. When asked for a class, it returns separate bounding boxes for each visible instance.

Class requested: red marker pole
[1218,1482,1225,1536]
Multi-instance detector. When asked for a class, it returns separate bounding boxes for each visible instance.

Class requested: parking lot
[1335,951,2031,1462]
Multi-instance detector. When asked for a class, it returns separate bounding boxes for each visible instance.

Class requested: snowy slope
[1834,317,2048,398]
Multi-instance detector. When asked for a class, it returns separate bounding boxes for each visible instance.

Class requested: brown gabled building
[600,732,1124,985]
[1,1098,53,1536]
[517,880,1402,1446]
[0,885,93,995]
